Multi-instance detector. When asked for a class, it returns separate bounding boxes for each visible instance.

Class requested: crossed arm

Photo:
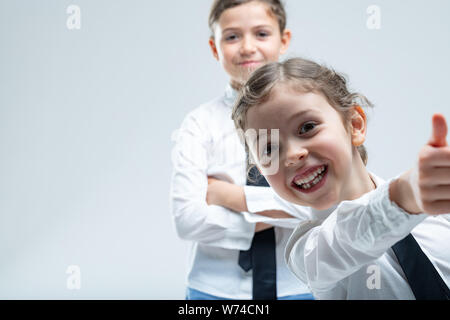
[206,177,295,232]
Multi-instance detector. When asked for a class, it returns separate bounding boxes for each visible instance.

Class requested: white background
[0,0,449,299]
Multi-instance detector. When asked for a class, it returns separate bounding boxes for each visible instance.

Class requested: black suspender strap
[392,233,450,300]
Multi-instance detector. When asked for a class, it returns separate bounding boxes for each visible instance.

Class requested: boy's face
[209,1,291,89]
[245,84,368,210]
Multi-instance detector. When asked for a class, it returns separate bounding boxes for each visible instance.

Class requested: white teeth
[294,165,326,189]
[294,166,325,185]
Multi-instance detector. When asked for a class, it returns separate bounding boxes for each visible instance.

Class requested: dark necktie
[392,233,450,300]
[238,166,277,300]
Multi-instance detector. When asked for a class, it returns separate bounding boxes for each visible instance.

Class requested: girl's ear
[350,105,367,147]
[279,28,292,55]
[209,37,219,61]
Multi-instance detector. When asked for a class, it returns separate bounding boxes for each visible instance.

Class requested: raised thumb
[428,113,448,147]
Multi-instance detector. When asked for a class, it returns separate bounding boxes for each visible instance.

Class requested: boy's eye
[257,31,269,38]
[299,121,318,135]
[225,34,239,41]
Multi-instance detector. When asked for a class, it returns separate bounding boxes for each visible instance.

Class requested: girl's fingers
[421,185,450,201]
[419,146,450,167]
[420,167,450,184]
[419,145,450,167]
[422,199,450,215]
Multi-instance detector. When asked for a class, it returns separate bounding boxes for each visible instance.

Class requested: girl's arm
[286,181,428,294]
[286,114,450,293]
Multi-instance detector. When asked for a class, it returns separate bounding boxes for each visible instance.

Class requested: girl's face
[209,1,291,89]
[245,84,371,210]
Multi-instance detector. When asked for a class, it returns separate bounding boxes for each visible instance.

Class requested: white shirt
[282,173,450,299]
[170,85,311,299]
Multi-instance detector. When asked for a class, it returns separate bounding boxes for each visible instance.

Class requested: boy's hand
[255,223,274,233]
[206,177,245,209]
[390,114,450,215]
[206,177,224,206]
[206,177,295,218]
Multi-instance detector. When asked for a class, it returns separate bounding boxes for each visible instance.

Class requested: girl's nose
[284,145,308,167]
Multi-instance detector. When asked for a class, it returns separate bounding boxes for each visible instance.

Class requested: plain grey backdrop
[1,0,449,299]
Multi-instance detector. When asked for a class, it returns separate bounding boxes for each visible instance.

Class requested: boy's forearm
[217,187,278,232]
[217,183,295,218]
[221,184,249,212]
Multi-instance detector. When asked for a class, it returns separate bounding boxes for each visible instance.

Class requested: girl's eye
[299,122,317,135]
[260,143,278,157]
[257,31,269,38]
[263,144,273,156]
[259,143,279,167]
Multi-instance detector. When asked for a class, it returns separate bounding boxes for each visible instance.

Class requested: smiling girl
[228,57,450,299]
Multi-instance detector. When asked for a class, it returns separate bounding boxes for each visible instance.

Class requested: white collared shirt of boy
[170,85,312,299]
[282,173,450,299]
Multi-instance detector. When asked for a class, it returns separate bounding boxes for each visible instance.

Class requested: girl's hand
[390,114,450,215]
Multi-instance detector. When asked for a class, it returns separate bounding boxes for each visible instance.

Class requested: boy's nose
[284,145,308,167]
[240,36,256,55]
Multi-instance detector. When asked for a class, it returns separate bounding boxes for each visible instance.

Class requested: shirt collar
[223,84,239,108]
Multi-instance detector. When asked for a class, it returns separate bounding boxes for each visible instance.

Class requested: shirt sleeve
[285,179,428,292]
[170,112,255,250]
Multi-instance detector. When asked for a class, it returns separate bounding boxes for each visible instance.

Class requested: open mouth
[291,165,328,194]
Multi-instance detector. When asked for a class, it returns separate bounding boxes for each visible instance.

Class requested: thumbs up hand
[390,114,450,215]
